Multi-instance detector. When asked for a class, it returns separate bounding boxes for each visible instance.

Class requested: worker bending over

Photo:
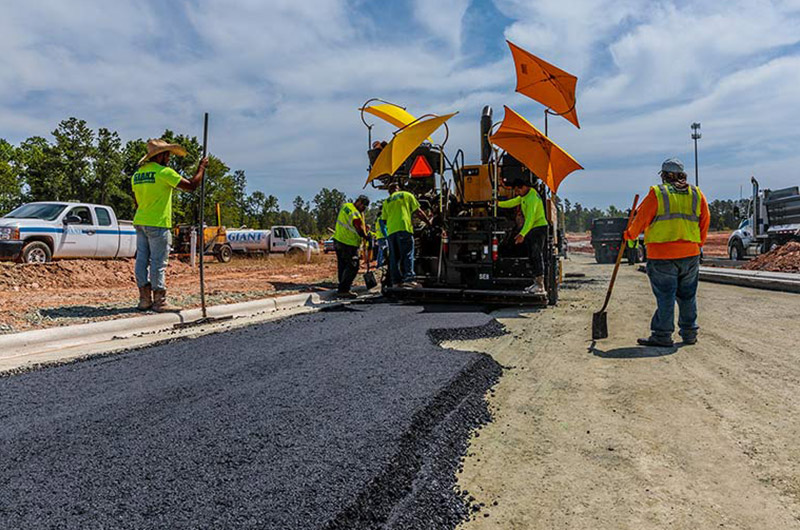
[381,182,431,288]
[497,179,548,295]
[333,195,370,298]
[132,139,207,312]
[625,158,710,347]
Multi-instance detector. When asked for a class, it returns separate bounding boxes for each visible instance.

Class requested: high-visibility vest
[333,203,364,247]
[644,184,702,245]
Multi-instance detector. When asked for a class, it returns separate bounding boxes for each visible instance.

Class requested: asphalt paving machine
[363,104,565,306]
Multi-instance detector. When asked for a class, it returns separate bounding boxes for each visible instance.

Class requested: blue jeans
[646,256,700,341]
[135,226,171,291]
[376,238,388,268]
[387,231,415,284]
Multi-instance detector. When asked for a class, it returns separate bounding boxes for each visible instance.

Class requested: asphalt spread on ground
[0,302,504,529]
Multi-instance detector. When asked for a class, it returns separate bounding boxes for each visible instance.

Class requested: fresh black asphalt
[0,302,505,529]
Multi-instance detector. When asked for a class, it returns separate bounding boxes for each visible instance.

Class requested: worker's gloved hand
[514,234,525,245]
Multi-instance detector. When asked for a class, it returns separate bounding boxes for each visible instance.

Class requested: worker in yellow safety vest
[625,158,710,347]
[497,178,549,295]
[332,195,370,298]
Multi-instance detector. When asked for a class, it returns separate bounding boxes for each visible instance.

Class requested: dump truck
[728,177,800,260]
[590,217,645,264]
[364,105,565,306]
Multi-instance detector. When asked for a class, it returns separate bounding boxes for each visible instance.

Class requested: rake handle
[598,194,639,313]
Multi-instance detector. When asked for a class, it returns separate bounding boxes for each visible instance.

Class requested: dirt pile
[743,241,800,273]
[0,259,193,290]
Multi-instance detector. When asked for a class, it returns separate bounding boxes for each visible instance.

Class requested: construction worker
[497,179,548,294]
[625,158,710,347]
[381,182,431,288]
[333,195,370,298]
[132,139,207,312]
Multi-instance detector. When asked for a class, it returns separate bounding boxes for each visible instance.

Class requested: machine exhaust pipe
[480,106,493,164]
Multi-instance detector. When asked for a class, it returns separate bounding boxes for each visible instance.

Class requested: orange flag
[489,106,583,193]
[507,40,580,129]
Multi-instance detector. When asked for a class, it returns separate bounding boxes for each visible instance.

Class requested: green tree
[51,117,95,200]
[16,136,57,202]
[0,139,23,214]
[92,128,134,217]
[313,188,347,233]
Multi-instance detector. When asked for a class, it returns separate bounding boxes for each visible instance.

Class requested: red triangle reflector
[410,155,434,178]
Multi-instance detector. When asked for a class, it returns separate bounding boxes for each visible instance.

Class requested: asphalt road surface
[0,302,503,529]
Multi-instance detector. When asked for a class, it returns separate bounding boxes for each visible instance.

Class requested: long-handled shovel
[592,194,639,340]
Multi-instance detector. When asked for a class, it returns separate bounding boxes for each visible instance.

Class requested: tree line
[561,197,745,233]
[0,117,364,238]
[0,117,745,236]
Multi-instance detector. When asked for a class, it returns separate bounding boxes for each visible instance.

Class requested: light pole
[691,122,701,187]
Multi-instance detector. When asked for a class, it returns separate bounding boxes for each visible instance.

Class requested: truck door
[93,207,119,258]
[271,227,289,253]
[56,205,99,258]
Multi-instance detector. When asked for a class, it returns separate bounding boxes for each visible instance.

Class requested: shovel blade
[364,271,377,290]
[592,311,608,340]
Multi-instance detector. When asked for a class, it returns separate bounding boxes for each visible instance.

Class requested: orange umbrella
[507,40,580,129]
[489,106,583,193]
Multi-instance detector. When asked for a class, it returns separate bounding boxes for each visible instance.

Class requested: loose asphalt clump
[0,303,503,529]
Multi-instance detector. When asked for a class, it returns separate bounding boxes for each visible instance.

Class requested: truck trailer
[728,177,800,260]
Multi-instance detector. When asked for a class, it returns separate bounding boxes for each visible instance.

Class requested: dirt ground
[0,253,339,334]
[455,253,800,529]
[567,231,731,258]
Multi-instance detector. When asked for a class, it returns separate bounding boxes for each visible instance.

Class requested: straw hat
[138,138,188,166]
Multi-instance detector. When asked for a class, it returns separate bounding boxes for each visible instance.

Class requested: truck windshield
[3,203,67,221]
[285,227,301,239]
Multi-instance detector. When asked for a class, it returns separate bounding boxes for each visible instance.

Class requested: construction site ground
[0,253,338,334]
[454,253,800,529]
[567,230,732,258]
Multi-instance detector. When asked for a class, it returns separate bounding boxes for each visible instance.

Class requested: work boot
[681,335,698,345]
[336,291,358,299]
[525,276,546,295]
[152,290,181,313]
[401,281,420,289]
[637,336,674,348]
[137,284,153,311]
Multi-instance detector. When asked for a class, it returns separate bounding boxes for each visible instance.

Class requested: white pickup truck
[226,226,320,256]
[0,202,137,264]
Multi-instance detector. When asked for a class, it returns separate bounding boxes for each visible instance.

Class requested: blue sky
[2,0,800,210]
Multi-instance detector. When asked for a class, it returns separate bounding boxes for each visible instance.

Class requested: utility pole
[691,122,701,187]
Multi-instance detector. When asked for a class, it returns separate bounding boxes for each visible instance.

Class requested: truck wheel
[216,244,233,263]
[286,247,303,258]
[21,241,52,264]
[594,249,603,263]
[729,239,745,261]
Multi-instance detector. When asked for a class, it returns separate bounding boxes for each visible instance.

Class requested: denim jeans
[387,231,415,285]
[135,226,171,291]
[646,255,700,341]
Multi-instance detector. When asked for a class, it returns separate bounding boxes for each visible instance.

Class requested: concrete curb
[0,289,345,369]
[698,266,800,294]
[636,265,800,294]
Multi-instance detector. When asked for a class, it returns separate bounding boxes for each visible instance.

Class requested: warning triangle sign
[409,155,433,178]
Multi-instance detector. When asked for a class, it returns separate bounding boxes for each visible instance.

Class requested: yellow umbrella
[507,40,580,129]
[489,106,583,193]
[361,103,419,129]
[366,113,457,186]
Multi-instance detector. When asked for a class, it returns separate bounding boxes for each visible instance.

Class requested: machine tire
[216,244,233,263]
[729,239,745,261]
[594,248,603,264]
[21,241,52,264]
[286,247,303,258]
[547,255,559,306]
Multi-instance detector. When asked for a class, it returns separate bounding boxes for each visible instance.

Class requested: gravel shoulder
[456,253,800,529]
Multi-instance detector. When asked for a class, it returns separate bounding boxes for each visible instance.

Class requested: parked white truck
[728,177,800,260]
[226,226,319,256]
[0,202,137,264]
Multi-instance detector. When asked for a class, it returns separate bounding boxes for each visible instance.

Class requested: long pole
[198,112,209,318]
[693,136,699,187]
